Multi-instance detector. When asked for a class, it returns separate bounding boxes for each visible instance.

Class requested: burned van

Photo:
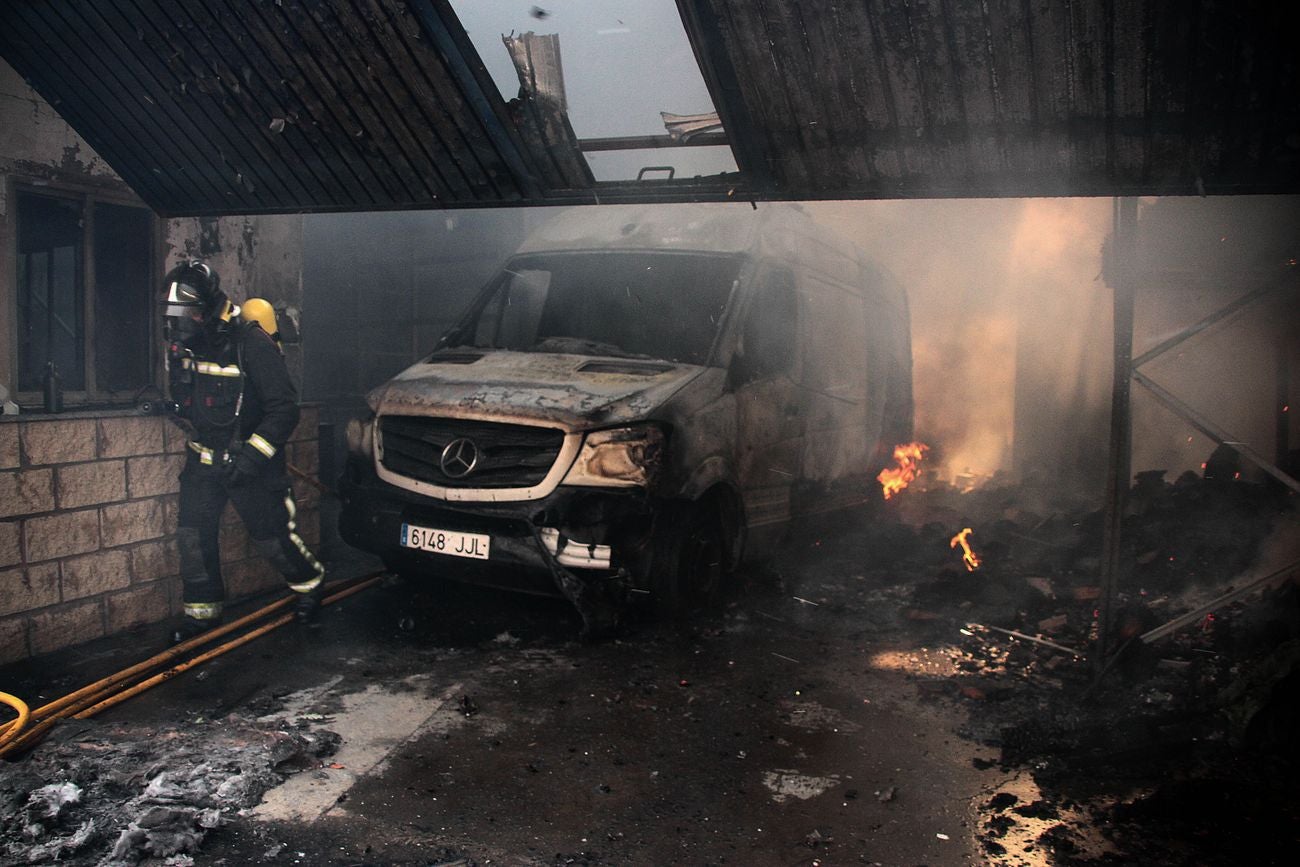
[338,204,912,633]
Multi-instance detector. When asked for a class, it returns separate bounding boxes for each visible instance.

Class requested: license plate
[400,523,490,560]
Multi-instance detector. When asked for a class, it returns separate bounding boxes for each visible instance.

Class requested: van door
[731,267,803,555]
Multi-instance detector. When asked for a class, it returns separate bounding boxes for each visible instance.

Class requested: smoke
[808,199,1112,487]
[1005,199,1113,488]
[810,196,1298,494]
[1128,196,1300,483]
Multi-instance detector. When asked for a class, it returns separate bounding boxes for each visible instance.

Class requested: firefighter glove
[223,440,270,486]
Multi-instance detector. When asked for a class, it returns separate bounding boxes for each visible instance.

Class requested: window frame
[5,177,161,410]
[737,266,799,382]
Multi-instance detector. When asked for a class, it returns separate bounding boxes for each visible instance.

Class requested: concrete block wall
[0,406,320,664]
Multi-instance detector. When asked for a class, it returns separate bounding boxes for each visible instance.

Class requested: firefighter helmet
[162,260,227,321]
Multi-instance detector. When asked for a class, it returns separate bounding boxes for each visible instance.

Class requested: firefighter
[162,260,325,643]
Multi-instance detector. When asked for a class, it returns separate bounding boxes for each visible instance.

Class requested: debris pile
[876,470,1299,866]
[0,716,339,865]
[899,470,1294,653]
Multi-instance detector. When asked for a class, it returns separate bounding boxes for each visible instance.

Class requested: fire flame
[877,442,929,500]
[949,527,981,572]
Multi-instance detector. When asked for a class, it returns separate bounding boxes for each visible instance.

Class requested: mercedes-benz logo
[439,437,480,479]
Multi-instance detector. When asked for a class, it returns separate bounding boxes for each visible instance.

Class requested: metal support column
[1094,197,1138,675]
[1279,328,1292,470]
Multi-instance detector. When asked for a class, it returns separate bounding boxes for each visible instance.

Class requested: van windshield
[457,252,740,366]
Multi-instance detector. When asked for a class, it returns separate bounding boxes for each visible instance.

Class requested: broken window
[15,189,154,404]
[462,251,740,366]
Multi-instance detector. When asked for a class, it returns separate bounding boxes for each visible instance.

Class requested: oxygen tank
[241,298,282,351]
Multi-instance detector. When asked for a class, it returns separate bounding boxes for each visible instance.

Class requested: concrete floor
[8,479,1298,866]
[4,524,1001,866]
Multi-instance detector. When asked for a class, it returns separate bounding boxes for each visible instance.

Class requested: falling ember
[949,527,981,572]
[877,442,929,500]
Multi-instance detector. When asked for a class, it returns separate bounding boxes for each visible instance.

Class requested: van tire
[650,497,728,617]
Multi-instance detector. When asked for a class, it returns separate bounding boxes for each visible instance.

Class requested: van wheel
[651,498,728,617]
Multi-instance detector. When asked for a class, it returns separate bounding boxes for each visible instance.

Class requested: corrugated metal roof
[681,0,1300,198]
[1,0,1297,216]
[0,0,550,214]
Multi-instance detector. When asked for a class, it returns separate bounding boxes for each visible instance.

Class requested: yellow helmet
[241,298,281,348]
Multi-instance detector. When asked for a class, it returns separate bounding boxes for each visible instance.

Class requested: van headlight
[562,425,665,487]
[345,415,375,458]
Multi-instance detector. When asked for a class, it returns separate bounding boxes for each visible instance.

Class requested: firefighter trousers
[176,458,324,622]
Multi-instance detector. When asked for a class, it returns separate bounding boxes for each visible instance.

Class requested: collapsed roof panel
[452,1,739,184]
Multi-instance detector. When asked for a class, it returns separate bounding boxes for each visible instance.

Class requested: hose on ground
[0,692,30,751]
[0,573,383,759]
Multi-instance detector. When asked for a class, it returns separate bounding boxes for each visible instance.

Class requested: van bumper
[337,455,655,599]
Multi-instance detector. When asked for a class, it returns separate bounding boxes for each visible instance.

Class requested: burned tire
[650,497,728,617]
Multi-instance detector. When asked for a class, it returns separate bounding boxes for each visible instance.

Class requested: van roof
[515,203,814,256]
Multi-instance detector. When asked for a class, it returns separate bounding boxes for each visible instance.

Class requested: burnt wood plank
[501,32,594,191]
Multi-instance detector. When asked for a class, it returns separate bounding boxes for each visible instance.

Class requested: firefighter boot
[294,584,324,627]
[170,615,219,646]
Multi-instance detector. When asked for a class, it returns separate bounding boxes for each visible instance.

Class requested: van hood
[373,350,706,429]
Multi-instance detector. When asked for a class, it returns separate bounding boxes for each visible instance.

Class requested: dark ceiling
[1,0,1297,216]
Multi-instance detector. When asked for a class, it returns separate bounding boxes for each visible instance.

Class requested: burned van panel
[379,351,704,429]
[338,204,913,634]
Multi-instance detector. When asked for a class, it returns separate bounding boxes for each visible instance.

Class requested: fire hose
[0,573,383,759]
[0,692,30,752]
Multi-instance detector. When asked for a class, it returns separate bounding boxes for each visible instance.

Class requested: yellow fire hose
[0,692,31,751]
[0,574,383,759]
[1,594,299,740]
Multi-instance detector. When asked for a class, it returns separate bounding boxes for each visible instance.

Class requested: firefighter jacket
[170,318,300,479]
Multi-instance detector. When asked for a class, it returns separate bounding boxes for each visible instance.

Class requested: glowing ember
[877,442,929,500]
[949,527,981,572]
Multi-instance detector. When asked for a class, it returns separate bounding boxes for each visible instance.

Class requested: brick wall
[0,406,320,663]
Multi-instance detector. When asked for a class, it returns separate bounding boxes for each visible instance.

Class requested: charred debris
[848,460,1298,864]
[0,711,340,866]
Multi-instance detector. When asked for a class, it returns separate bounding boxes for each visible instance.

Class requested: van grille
[379,416,565,489]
